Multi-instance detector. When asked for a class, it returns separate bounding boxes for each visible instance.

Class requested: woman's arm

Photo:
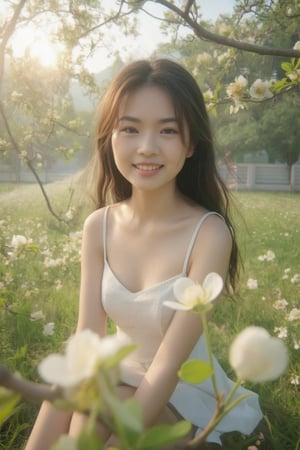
[76,209,107,335]
[134,216,232,428]
[25,209,106,450]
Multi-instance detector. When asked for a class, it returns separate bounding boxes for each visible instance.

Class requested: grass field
[0,181,299,450]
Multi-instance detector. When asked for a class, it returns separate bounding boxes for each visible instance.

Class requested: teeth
[135,164,161,171]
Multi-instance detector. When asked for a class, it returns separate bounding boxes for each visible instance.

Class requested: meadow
[0,181,299,450]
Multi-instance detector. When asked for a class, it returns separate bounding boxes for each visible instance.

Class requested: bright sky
[9,1,235,72]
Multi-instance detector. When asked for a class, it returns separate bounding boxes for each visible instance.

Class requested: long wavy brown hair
[91,59,240,291]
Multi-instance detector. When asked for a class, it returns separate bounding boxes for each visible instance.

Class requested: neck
[125,185,184,222]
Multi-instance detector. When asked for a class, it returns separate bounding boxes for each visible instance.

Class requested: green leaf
[178,359,213,384]
[51,435,77,450]
[281,62,292,72]
[104,390,143,434]
[138,421,191,450]
[0,388,21,426]
[77,426,103,450]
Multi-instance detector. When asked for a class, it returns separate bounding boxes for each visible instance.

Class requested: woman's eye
[121,127,138,134]
[161,128,178,135]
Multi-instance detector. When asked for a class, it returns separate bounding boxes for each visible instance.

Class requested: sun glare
[11,27,61,67]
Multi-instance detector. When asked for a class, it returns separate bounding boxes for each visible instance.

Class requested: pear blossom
[247,278,258,289]
[293,41,300,51]
[164,273,223,311]
[287,69,300,82]
[38,329,129,388]
[249,79,273,100]
[226,75,248,98]
[229,326,288,382]
[43,322,55,336]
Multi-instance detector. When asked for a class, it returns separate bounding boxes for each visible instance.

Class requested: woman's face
[111,84,193,194]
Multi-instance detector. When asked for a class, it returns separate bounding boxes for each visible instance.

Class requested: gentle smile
[133,164,163,171]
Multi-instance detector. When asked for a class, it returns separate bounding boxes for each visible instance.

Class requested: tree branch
[0,100,66,223]
[154,0,300,58]
[0,0,27,95]
[0,365,62,402]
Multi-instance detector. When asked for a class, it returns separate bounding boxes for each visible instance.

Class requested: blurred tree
[0,0,299,220]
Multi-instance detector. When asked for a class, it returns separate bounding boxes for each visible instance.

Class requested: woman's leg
[24,401,72,450]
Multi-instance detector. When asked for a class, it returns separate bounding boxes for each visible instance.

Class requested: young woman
[25,59,262,450]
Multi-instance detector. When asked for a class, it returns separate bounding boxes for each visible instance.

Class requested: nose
[137,131,158,156]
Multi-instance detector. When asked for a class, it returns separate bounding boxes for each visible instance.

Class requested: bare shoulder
[82,207,107,249]
[188,212,233,281]
[201,213,233,246]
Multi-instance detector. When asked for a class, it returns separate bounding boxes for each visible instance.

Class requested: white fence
[219,163,300,192]
[0,163,300,191]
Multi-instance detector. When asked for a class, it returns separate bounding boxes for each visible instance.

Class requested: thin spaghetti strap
[103,206,110,261]
[182,212,224,274]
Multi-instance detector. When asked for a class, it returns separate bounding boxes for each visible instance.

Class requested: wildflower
[10,234,28,249]
[229,326,288,382]
[290,375,299,385]
[272,299,288,310]
[291,273,300,284]
[164,273,223,312]
[293,337,300,350]
[55,280,63,290]
[43,322,55,336]
[258,250,275,261]
[274,326,288,339]
[226,75,248,98]
[247,278,258,289]
[30,310,46,321]
[287,308,300,322]
[249,79,273,100]
[38,329,130,388]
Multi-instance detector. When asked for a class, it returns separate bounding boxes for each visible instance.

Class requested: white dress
[101,207,263,444]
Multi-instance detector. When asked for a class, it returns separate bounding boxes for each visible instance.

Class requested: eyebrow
[118,115,178,124]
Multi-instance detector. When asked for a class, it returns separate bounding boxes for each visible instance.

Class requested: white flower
[30,310,46,321]
[274,326,288,339]
[38,330,128,388]
[265,250,275,261]
[258,250,275,262]
[229,326,289,382]
[291,273,300,284]
[247,278,258,289]
[11,235,27,249]
[226,75,248,98]
[290,375,299,385]
[293,338,300,350]
[293,41,300,51]
[287,69,300,82]
[249,79,273,100]
[272,299,288,310]
[164,273,223,311]
[287,308,300,322]
[43,322,55,336]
